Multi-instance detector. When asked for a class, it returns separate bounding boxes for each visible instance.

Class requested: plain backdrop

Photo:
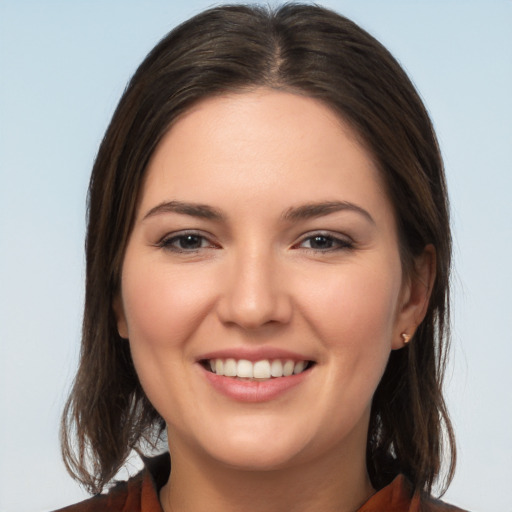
[1,1,511,511]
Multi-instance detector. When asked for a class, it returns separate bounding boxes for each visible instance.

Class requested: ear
[392,244,436,350]
[112,294,129,339]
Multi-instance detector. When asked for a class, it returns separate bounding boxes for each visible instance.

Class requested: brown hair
[61,2,455,495]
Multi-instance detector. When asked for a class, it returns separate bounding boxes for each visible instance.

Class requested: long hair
[61,3,455,495]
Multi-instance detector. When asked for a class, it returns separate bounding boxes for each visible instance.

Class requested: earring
[401,333,411,344]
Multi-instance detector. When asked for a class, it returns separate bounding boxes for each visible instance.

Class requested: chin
[210,445,305,472]
[190,425,314,472]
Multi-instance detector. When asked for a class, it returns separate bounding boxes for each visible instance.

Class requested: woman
[58,4,466,511]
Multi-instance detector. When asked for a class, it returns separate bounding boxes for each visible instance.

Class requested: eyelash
[157,231,218,253]
[294,232,354,252]
[157,231,354,254]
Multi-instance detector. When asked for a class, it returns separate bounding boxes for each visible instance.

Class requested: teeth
[224,358,237,377]
[209,358,310,379]
[270,360,283,377]
[237,359,253,378]
[253,360,271,379]
[283,360,294,376]
[293,361,306,374]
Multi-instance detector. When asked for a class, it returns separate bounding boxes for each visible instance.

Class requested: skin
[114,89,434,512]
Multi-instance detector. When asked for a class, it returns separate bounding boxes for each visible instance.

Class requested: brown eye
[298,233,353,251]
[160,232,212,252]
[307,235,335,249]
[175,235,204,250]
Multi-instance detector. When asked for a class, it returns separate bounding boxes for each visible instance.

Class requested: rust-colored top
[55,454,467,512]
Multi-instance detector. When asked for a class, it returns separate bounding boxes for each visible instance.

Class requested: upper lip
[197,347,314,363]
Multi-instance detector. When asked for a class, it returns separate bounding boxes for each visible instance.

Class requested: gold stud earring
[401,333,411,344]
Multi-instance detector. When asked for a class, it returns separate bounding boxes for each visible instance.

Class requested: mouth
[200,358,315,380]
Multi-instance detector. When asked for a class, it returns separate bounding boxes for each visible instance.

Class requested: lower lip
[200,365,311,402]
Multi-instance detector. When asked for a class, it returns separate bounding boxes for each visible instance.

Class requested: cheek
[306,263,401,413]
[121,262,214,346]
[119,262,216,418]
[299,258,402,360]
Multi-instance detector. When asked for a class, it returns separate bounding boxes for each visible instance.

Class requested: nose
[216,249,292,330]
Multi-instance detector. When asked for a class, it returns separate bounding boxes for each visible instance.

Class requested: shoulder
[53,453,169,512]
[361,475,469,512]
[53,477,142,512]
[419,494,469,512]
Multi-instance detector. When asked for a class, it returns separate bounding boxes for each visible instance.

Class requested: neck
[159,438,374,512]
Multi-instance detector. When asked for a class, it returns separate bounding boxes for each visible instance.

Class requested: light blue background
[1,1,511,511]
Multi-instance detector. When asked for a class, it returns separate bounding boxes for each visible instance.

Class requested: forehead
[138,89,390,221]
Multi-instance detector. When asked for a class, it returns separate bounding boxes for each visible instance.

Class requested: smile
[205,358,314,379]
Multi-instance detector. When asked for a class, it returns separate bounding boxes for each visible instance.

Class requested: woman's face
[115,89,427,472]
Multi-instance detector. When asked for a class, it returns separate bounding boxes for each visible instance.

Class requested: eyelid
[293,231,354,251]
[156,229,220,252]
[154,229,353,253]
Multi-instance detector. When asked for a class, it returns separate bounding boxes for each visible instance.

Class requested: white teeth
[209,358,310,379]
[253,360,271,379]
[270,360,283,377]
[283,360,295,377]
[224,358,237,377]
[237,359,253,378]
[293,361,306,374]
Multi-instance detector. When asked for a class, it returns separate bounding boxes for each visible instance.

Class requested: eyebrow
[142,199,374,225]
[143,201,225,221]
[282,201,375,224]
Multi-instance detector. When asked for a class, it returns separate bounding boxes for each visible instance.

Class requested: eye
[158,232,217,252]
[296,233,353,251]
